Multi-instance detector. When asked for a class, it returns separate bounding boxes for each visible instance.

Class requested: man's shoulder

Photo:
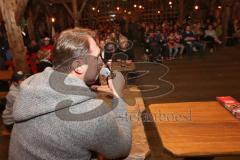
[64,98,116,123]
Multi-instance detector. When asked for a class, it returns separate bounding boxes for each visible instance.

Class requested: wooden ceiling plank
[78,0,88,19]
[61,2,74,19]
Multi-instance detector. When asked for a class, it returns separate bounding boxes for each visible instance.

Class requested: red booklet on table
[216,96,240,119]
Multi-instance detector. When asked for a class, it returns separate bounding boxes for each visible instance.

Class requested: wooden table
[97,85,150,160]
[0,70,13,80]
[149,101,240,159]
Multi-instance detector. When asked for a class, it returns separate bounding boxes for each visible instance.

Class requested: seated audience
[27,40,40,73]
[183,25,204,54]
[174,31,185,57]
[192,22,204,40]
[37,48,52,72]
[204,25,222,52]
[167,32,178,59]
[233,19,240,39]
[40,37,53,53]
[213,22,223,39]
[37,37,53,72]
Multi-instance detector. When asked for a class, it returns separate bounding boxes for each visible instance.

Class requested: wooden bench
[149,101,240,159]
[0,92,8,99]
[0,70,13,80]
[225,36,238,46]
[0,70,11,100]
[97,85,150,160]
[202,41,217,52]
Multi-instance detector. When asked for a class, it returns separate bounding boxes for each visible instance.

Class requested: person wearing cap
[2,71,26,131]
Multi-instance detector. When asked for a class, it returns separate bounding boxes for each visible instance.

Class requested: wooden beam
[32,4,42,22]
[209,0,216,15]
[222,0,234,44]
[27,9,35,40]
[62,2,74,19]
[0,0,28,72]
[15,0,28,26]
[232,1,240,19]
[49,0,89,27]
[48,0,72,4]
[0,12,2,21]
[58,6,66,30]
[72,0,79,26]
[96,0,101,9]
[85,3,96,20]
[178,0,184,24]
[78,0,88,20]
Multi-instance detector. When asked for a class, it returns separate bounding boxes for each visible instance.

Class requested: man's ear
[74,66,84,75]
[72,60,84,75]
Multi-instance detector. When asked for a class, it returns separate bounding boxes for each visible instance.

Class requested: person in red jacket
[37,37,53,72]
[40,37,53,53]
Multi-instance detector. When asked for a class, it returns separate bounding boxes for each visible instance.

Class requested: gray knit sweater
[9,67,132,160]
[2,84,19,126]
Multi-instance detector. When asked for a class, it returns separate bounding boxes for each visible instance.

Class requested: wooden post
[222,7,230,39]
[209,0,216,16]
[62,2,74,20]
[72,0,79,27]
[78,0,88,21]
[0,11,2,22]
[232,1,240,20]
[59,6,66,30]
[221,0,237,45]
[60,0,88,27]
[27,9,35,40]
[178,0,184,24]
[222,0,231,42]
[46,15,51,36]
[0,0,29,72]
[15,0,28,25]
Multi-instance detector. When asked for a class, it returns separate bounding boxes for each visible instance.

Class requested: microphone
[100,67,111,78]
[100,67,116,79]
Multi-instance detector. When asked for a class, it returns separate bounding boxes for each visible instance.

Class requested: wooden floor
[133,45,240,105]
[138,45,240,160]
[1,45,240,159]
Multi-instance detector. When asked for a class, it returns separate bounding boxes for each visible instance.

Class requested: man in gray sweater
[9,28,132,160]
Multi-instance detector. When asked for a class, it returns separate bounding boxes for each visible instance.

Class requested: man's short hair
[52,27,95,73]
